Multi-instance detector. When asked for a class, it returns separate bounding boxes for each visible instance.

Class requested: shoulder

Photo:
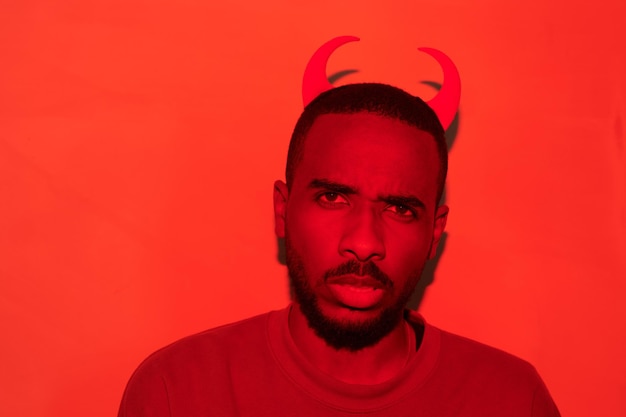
[434,330,561,416]
[412,315,559,417]
[424,321,540,387]
[134,311,272,376]
[118,310,278,416]
[408,313,552,389]
[118,311,274,416]
[438,327,536,371]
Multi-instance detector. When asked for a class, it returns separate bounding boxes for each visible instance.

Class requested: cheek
[384,226,434,268]
[286,208,339,261]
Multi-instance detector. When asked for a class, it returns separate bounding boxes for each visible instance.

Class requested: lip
[326,274,385,289]
[326,274,386,309]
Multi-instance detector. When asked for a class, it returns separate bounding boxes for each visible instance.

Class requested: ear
[273,180,289,238]
[428,204,449,259]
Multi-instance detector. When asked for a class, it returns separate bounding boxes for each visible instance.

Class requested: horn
[418,47,461,130]
[302,36,360,106]
[302,38,461,131]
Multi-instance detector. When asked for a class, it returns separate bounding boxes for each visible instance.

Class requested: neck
[288,302,414,384]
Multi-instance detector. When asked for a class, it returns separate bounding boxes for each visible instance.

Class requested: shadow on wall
[275,75,461,312]
[409,80,460,310]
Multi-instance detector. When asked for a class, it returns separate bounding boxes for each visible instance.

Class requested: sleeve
[531,377,561,417]
[117,359,172,417]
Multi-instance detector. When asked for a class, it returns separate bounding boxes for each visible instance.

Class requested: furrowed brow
[378,194,426,210]
[308,179,357,195]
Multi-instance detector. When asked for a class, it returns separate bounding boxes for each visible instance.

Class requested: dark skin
[273,112,448,384]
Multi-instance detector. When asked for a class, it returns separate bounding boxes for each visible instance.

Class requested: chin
[285,237,414,351]
[303,300,403,351]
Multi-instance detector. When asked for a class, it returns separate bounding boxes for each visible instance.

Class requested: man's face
[274,112,448,350]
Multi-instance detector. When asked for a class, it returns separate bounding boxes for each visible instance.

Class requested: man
[118,83,560,416]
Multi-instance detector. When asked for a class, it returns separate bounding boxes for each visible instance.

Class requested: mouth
[326,274,385,289]
[326,275,386,309]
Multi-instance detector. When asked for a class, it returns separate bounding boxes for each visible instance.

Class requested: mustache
[323,260,393,288]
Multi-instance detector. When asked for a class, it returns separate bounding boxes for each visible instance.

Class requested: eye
[317,192,349,207]
[385,204,417,220]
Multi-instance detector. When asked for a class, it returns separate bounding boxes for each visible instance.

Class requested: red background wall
[1,1,624,416]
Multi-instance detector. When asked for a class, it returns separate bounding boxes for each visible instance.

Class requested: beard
[285,235,422,352]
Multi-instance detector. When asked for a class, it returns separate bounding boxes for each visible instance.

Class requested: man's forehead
[293,111,441,199]
[301,112,438,161]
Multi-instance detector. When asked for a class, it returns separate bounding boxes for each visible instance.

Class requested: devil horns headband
[302,36,461,130]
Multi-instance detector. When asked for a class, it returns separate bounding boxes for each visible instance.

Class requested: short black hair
[286,83,448,202]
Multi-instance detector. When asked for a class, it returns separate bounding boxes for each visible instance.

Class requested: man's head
[286,83,448,202]
[274,83,449,351]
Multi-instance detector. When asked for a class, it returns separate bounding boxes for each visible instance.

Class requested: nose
[338,205,386,262]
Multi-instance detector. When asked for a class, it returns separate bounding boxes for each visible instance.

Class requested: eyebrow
[308,178,425,210]
[309,179,358,195]
[378,194,426,210]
